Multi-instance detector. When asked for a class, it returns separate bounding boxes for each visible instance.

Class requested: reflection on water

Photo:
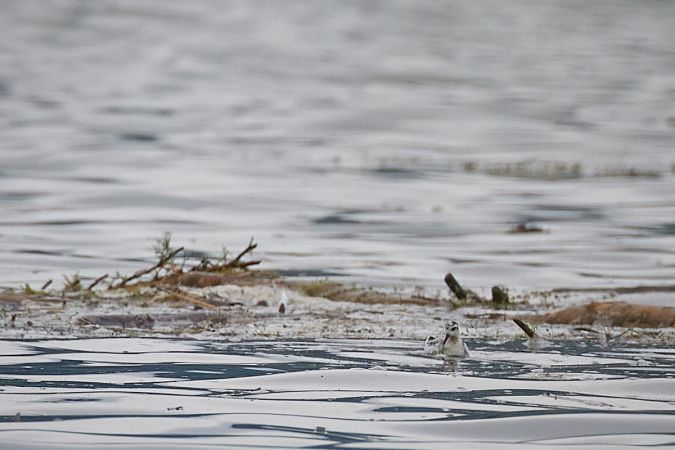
[1,1,675,290]
[0,338,674,448]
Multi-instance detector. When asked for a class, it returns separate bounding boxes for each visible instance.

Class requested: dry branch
[157,287,218,310]
[225,238,259,268]
[115,246,184,288]
[87,274,108,291]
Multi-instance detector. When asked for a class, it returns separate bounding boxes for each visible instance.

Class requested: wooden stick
[226,238,257,268]
[237,259,261,268]
[444,272,467,300]
[116,247,184,287]
[513,318,536,339]
[157,287,217,310]
[87,274,108,291]
[40,279,53,291]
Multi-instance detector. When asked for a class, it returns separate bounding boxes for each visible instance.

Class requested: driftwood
[145,269,278,288]
[443,272,483,303]
[157,287,218,310]
[225,238,261,269]
[114,246,184,288]
[444,273,467,300]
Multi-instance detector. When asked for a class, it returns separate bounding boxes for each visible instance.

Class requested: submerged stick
[513,318,536,339]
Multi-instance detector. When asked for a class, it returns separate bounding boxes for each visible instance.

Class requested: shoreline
[2,276,673,343]
[2,239,673,342]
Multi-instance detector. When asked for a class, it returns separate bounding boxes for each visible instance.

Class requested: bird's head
[445,320,460,338]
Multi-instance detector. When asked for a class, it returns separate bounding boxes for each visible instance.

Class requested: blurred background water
[1,0,674,290]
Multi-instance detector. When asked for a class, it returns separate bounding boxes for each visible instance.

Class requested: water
[0,338,673,448]
[1,1,675,290]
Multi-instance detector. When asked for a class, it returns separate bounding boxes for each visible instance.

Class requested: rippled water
[1,1,675,290]
[0,338,674,449]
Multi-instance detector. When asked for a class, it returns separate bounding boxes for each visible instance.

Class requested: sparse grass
[21,284,38,295]
[62,273,82,293]
[296,280,343,298]
[153,232,179,267]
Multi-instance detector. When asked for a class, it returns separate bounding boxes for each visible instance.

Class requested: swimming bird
[440,320,470,358]
[425,321,470,358]
[424,335,441,355]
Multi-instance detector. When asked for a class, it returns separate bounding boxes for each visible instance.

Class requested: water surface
[1,1,675,290]
[0,338,674,448]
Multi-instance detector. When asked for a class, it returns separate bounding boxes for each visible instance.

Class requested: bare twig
[116,246,184,288]
[235,259,261,268]
[41,279,53,291]
[87,274,108,291]
[226,238,257,268]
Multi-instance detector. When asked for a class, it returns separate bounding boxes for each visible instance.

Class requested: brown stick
[226,238,257,268]
[157,287,217,310]
[40,279,53,291]
[87,274,108,291]
[444,272,467,300]
[116,247,184,288]
[237,259,261,268]
[513,318,536,339]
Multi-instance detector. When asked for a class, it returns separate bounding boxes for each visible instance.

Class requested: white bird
[425,321,470,358]
[424,335,441,355]
[277,288,289,314]
[440,320,470,358]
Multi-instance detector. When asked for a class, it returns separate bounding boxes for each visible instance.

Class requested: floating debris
[508,223,545,234]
